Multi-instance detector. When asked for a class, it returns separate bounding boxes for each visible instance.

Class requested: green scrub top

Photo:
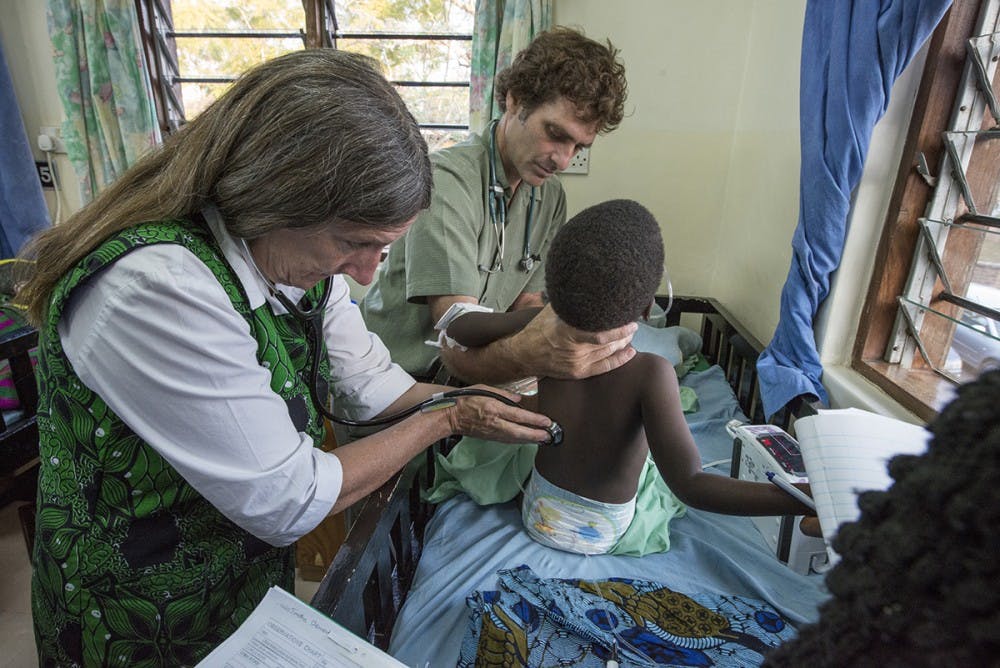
[360,128,567,376]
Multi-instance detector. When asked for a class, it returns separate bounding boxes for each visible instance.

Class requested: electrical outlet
[561,146,590,175]
[38,125,67,154]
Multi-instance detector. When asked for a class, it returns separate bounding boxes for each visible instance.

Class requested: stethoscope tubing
[238,191,553,438]
[241,237,529,432]
[271,281,531,430]
[483,119,537,274]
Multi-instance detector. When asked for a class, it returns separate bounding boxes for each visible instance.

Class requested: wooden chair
[296,419,349,581]
[0,319,40,558]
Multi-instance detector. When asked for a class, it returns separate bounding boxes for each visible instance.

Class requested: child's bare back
[527,352,674,504]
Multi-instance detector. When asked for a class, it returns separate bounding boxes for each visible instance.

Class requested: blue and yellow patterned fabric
[460,565,795,667]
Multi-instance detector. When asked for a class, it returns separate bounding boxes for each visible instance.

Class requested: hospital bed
[310,295,827,664]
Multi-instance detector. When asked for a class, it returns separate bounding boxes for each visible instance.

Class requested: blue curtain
[0,36,51,258]
[756,0,953,419]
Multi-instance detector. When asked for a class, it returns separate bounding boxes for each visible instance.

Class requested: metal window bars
[137,0,471,133]
[888,0,1000,384]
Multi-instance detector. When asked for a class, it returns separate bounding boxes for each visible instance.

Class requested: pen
[766,471,817,511]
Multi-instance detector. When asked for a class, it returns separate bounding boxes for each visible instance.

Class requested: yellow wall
[554,0,805,346]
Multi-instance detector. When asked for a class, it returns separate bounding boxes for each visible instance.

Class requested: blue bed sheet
[388,366,830,666]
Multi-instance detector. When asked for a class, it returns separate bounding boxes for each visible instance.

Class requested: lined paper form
[794,408,929,563]
[197,586,405,667]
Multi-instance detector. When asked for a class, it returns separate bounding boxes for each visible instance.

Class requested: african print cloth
[31,219,330,666]
[459,565,795,667]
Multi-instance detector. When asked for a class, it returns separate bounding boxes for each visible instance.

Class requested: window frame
[853,0,995,422]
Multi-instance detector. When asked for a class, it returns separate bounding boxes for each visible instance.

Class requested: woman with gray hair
[19,49,552,666]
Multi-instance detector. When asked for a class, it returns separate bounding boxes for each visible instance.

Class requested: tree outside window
[140,0,473,151]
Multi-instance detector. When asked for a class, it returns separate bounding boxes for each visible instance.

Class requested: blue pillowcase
[631,322,702,378]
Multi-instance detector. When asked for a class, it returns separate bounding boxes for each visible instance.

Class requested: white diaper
[521,468,636,555]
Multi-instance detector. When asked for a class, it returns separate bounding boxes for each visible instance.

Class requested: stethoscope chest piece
[543,421,563,446]
[519,256,534,272]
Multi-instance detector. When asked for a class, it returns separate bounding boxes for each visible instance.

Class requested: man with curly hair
[446,200,815,554]
[361,27,634,387]
[765,369,1000,666]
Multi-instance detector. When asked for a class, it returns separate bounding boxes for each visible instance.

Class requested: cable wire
[44,150,63,225]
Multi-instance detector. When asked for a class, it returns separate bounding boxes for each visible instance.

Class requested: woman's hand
[446,384,552,444]
[512,304,637,379]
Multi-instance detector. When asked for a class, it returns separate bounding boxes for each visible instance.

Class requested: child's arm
[446,307,544,348]
[641,355,814,516]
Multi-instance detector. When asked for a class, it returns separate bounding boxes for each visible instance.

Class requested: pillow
[631,322,702,378]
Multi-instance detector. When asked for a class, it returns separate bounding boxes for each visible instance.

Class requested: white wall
[0,0,82,222]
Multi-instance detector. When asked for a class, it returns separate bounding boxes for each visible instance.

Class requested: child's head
[545,199,664,332]
[765,369,1000,666]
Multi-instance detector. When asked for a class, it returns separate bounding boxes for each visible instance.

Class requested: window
[135,0,473,150]
[855,0,1000,421]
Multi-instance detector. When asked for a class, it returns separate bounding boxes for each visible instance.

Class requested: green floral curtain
[47,0,160,203]
[469,0,551,134]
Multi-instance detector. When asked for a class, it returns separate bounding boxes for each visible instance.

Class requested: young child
[446,199,813,555]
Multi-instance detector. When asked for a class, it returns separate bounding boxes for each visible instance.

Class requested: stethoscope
[239,238,563,443]
[479,119,539,274]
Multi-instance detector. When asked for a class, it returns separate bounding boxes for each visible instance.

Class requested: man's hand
[512,304,637,379]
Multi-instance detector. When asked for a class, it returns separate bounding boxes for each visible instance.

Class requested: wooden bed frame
[309,295,817,648]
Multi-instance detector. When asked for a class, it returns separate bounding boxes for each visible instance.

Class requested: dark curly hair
[495,26,627,133]
[545,199,663,332]
[765,369,1000,667]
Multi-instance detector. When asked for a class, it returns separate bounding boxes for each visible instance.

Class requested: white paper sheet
[794,407,929,564]
[197,586,405,668]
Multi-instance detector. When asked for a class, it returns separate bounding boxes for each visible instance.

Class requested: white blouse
[58,209,415,547]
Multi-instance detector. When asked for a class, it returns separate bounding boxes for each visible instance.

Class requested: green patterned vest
[31,220,331,667]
